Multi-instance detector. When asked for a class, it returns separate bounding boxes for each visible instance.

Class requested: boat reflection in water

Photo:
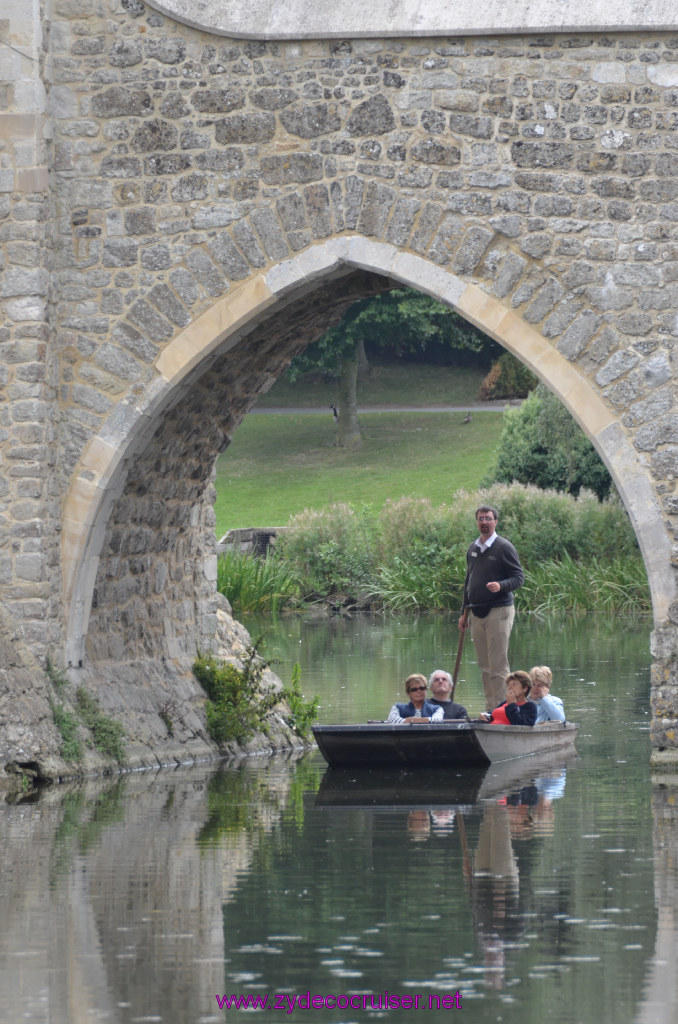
[316,751,575,992]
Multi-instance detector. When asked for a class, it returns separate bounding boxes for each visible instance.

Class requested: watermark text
[215,991,462,1012]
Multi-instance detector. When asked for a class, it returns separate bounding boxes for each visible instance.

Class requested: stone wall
[140,0,678,41]
[4,1,678,770]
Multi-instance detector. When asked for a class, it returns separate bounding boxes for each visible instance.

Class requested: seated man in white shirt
[529,665,565,723]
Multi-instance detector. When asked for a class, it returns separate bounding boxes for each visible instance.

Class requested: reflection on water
[0,614,676,1024]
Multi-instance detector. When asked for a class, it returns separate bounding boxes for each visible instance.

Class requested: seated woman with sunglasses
[387,674,445,724]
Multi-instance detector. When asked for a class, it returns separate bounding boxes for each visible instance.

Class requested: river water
[1,613,676,1024]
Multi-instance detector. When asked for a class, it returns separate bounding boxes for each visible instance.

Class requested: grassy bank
[255,361,487,408]
[215,410,503,535]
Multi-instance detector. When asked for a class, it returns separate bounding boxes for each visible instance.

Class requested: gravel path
[251,400,520,414]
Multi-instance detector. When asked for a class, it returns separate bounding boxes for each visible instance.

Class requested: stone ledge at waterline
[0,595,309,791]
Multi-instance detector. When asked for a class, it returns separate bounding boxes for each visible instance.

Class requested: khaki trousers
[469,604,515,711]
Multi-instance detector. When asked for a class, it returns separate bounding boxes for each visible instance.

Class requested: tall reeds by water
[217,484,650,617]
[216,549,299,615]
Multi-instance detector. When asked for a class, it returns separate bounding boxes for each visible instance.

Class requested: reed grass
[517,553,650,616]
[217,550,300,615]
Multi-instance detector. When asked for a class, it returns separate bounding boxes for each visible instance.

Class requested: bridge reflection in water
[0,613,674,1024]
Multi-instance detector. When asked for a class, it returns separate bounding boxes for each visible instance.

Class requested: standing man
[459,505,524,712]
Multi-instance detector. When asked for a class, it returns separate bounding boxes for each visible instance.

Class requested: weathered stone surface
[636,414,678,451]
[208,232,251,280]
[101,156,143,178]
[145,154,192,175]
[595,349,641,386]
[112,321,161,363]
[215,113,276,144]
[448,112,494,139]
[91,88,152,118]
[171,174,209,202]
[260,154,324,185]
[251,87,297,110]
[557,310,603,360]
[130,120,179,153]
[109,40,142,67]
[184,250,226,296]
[411,138,461,165]
[102,239,138,267]
[345,94,396,136]
[511,141,574,168]
[145,37,187,64]
[127,301,174,344]
[191,88,245,114]
[280,103,341,138]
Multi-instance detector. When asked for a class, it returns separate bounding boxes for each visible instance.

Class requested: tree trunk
[356,337,370,380]
[336,351,361,447]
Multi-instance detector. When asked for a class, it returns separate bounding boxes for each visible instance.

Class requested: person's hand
[486,581,501,593]
[458,612,469,630]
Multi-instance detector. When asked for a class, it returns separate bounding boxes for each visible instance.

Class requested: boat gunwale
[312,721,577,734]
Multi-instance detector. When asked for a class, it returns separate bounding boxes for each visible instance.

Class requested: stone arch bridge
[2,0,678,773]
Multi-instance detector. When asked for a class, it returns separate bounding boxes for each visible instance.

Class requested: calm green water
[1,614,674,1024]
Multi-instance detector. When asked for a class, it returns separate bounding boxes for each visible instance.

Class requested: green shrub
[282,663,319,739]
[571,490,639,561]
[483,384,614,499]
[193,649,318,745]
[75,688,126,763]
[377,496,458,561]
[52,702,82,762]
[278,503,376,599]
[194,648,282,745]
[45,655,69,692]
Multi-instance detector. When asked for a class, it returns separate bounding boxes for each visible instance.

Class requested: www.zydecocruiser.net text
[215,991,463,1012]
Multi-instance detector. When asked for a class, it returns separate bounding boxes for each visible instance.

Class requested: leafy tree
[479,350,538,400]
[483,384,614,500]
[288,288,498,446]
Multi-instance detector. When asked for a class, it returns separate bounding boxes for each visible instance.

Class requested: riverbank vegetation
[193,648,318,745]
[216,357,647,619]
[217,484,650,618]
[483,383,613,500]
[215,409,504,533]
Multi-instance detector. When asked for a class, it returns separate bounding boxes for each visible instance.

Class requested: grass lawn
[255,360,487,408]
[215,410,503,535]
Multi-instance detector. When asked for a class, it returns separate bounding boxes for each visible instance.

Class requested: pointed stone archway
[60,238,674,760]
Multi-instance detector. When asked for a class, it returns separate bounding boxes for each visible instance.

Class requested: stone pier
[2,0,678,774]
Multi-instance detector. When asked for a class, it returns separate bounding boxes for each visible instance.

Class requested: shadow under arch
[61,236,673,667]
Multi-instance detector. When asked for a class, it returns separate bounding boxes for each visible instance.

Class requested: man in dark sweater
[458,505,524,712]
[428,669,469,719]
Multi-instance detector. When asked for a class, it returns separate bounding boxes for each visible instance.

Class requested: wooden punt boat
[312,719,578,769]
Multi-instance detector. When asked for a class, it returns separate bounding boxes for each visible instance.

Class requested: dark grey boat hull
[312,720,578,768]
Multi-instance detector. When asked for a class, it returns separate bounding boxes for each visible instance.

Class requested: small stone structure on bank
[218,528,285,557]
[2,0,678,775]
